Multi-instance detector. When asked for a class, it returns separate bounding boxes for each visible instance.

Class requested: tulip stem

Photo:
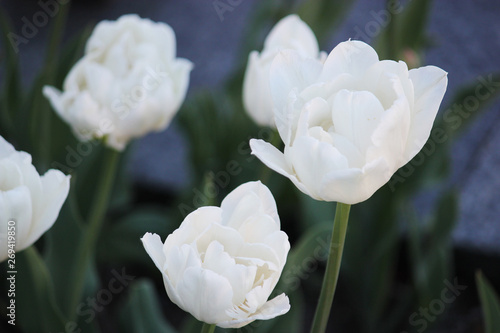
[67,148,120,320]
[200,323,216,333]
[310,202,351,333]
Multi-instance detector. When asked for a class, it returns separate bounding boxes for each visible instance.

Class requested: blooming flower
[141,181,290,328]
[243,14,325,127]
[0,136,70,262]
[43,14,193,151]
[250,40,447,204]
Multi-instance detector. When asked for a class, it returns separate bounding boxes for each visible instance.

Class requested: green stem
[39,0,70,170]
[310,202,351,333]
[67,148,120,319]
[200,323,216,333]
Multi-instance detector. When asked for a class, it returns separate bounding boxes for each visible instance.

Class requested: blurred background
[1,0,499,332]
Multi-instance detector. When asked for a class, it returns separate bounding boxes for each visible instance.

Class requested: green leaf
[297,0,356,44]
[299,194,335,229]
[55,24,93,87]
[44,182,86,316]
[397,0,432,51]
[406,189,457,310]
[376,0,432,60]
[342,187,400,331]
[119,279,177,333]
[276,222,333,295]
[476,272,500,333]
[98,207,177,265]
[0,7,22,140]
[15,247,67,332]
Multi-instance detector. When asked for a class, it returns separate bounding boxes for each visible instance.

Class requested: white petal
[0,136,16,158]
[163,206,221,254]
[164,243,201,287]
[250,139,313,197]
[23,170,69,247]
[269,50,323,143]
[0,187,33,260]
[242,51,276,127]
[287,136,349,200]
[264,15,319,57]
[42,86,64,119]
[141,232,166,272]
[331,89,385,156]
[320,40,379,80]
[194,223,245,258]
[261,230,290,267]
[368,75,412,170]
[219,293,290,329]
[319,157,391,204]
[237,214,279,244]
[176,266,234,324]
[365,60,413,109]
[203,241,256,305]
[405,66,448,160]
[221,181,279,229]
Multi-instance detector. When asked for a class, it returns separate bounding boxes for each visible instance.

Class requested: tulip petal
[164,243,201,287]
[287,136,349,200]
[406,66,448,160]
[0,136,16,158]
[221,181,280,230]
[163,206,221,253]
[365,60,414,109]
[331,89,385,156]
[0,187,33,258]
[220,293,290,328]
[320,40,379,80]
[23,170,70,247]
[250,139,312,197]
[142,233,187,309]
[141,232,166,272]
[320,157,391,204]
[264,15,319,56]
[237,214,279,243]
[221,181,280,228]
[243,51,276,127]
[368,75,411,169]
[269,50,323,143]
[176,266,234,324]
[204,241,257,305]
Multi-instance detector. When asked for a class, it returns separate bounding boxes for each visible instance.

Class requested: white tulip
[250,40,448,204]
[141,181,290,328]
[243,14,326,127]
[0,136,70,262]
[43,14,193,151]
